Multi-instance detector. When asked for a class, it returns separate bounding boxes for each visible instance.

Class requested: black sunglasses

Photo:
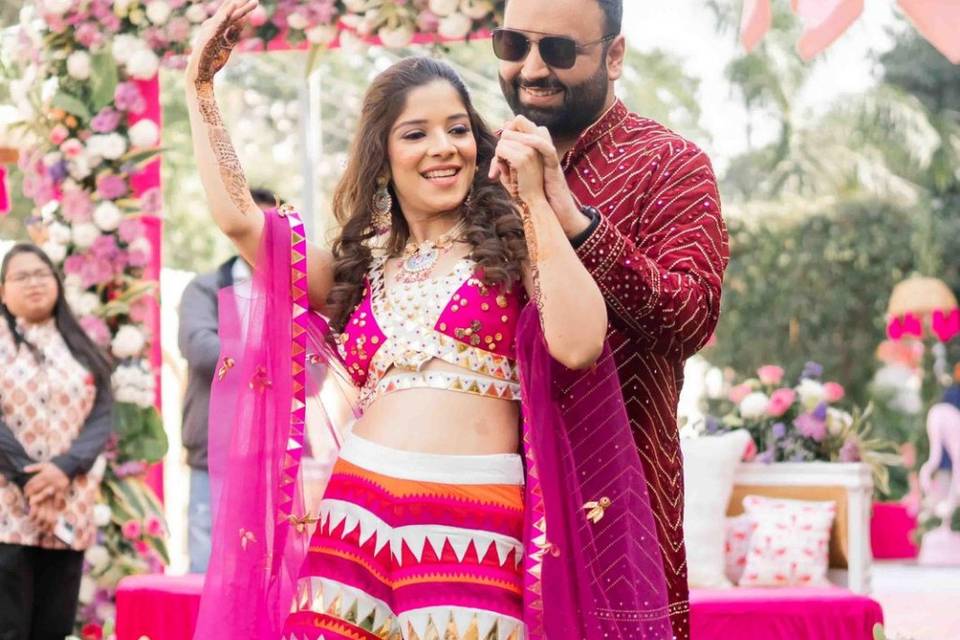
[492,28,617,70]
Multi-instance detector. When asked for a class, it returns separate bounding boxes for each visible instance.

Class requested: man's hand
[24,462,69,510]
[491,116,591,238]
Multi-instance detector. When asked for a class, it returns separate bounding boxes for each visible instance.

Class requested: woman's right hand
[186,0,259,86]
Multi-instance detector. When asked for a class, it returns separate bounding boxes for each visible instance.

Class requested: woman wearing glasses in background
[0,244,114,640]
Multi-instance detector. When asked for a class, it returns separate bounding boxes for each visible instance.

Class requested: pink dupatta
[195,210,672,639]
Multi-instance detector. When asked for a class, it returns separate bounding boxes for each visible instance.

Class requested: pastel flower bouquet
[702,362,902,494]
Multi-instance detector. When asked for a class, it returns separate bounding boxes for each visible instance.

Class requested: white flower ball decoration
[66,51,91,80]
[429,0,460,17]
[93,201,123,232]
[146,0,172,25]
[71,223,101,250]
[112,325,147,359]
[126,48,160,80]
[438,12,473,40]
[128,119,160,148]
[739,392,770,420]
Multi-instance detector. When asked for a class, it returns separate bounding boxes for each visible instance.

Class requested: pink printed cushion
[739,496,836,587]
[724,514,756,585]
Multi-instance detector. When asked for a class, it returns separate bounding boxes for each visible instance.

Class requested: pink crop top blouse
[336,256,526,409]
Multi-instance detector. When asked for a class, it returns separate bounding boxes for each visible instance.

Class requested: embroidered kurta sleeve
[575,148,728,359]
[51,384,114,479]
[0,418,34,489]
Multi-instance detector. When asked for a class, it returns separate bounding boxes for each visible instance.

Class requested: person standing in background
[0,243,114,640]
[178,187,279,574]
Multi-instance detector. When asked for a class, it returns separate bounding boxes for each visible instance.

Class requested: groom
[493,1,729,637]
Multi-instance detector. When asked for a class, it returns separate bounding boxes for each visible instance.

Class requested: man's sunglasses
[492,28,617,70]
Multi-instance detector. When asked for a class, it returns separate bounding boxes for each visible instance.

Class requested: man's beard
[500,61,609,138]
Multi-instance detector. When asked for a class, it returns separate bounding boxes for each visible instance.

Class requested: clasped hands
[22,461,69,533]
[491,116,591,238]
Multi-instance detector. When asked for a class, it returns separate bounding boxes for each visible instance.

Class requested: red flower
[81,623,103,640]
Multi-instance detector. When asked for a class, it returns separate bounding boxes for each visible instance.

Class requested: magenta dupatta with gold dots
[193,210,672,640]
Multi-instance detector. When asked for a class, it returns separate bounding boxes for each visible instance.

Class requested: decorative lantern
[887,276,959,343]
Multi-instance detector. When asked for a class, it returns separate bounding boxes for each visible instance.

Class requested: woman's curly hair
[325,57,528,333]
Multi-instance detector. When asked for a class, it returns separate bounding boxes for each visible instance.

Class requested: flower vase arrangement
[702,362,901,494]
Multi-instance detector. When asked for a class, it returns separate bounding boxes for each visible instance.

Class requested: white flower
[72,223,101,249]
[112,361,156,407]
[87,133,127,160]
[85,545,110,569]
[305,24,338,46]
[128,119,159,148]
[342,0,368,11]
[739,392,770,420]
[286,11,308,30]
[74,293,101,316]
[42,0,72,16]
[112,35,141,64]
[68,155,93,181]
[438,12,472,40]
[429,0,460,17]
[129,236,152,256]
[93,201,123,232]
[460,0,493,20]
[66,51,91,80]
[378,24,414,48]
[43,151,63,167]
[78,576,96,605]
[112,325,147,359]
[126,48,160,80]
[145,0,171,25]
[186,4,208,23]
[797,378,826,410]
[49,222,72,245]
[826,408,853,437]
[41,241,67,264]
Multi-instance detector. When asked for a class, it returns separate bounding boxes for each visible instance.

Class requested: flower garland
[5,2,503,637]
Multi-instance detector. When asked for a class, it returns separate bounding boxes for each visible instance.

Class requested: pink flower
[248,4,268,26]
[74,22,104,49]
[145,514,165,537]
[165,16,191,41]
[129,295,152,323]
[79,315,112,347]
[121,519,142,540]
[60,138,84,159]
[728,383,753,405]
[133,540,151,557]
[119,218,144,243]
[91,107,122,134]
[757,365,785,386]
[50,124,69,145]
[61,187,94,222]
[114,82,146,114]
[823,382,845,403]
[96,174,128,200]
[140,187,163,216]
[767,388,797,418]
[794,412,827,442]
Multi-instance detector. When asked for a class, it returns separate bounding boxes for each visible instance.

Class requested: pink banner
[740,0,773,53]
[130,77,164,502]
[0,165,9,215]
[791,0,865,60]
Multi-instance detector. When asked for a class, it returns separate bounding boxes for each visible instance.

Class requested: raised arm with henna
[184,0,334,311]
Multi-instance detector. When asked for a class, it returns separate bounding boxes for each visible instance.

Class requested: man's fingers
[512,115,540,133]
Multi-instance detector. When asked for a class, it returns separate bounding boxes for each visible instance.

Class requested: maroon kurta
[565,100,729,640]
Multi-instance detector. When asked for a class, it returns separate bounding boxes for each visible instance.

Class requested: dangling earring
[371,176,393,235]
[463,186,474,210]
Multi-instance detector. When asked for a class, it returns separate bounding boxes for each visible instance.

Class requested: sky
[621,1,902,167]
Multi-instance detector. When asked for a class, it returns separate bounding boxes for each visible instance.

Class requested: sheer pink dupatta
[193,209,356,639]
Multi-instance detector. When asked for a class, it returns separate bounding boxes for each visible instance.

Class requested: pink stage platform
[116,575,884,639]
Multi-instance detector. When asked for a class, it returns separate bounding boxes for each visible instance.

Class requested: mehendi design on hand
[193,19,249,213]
[509,168,546,326]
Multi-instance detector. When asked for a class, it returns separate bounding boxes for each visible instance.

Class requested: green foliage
[706,198,918,405]
[114,403,168,463]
